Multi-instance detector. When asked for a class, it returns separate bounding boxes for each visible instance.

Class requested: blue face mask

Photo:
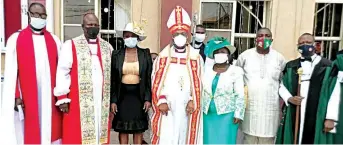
[298,45,315,57]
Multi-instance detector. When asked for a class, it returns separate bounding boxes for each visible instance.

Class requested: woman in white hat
[110,22,152,144]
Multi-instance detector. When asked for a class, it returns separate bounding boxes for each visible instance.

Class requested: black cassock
[278,57,331,144]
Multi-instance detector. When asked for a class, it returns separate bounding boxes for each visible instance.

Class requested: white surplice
[236,48,286,137]
[279,54,321,144]
[53,39,103,144]
[0,31,61,144]
[326,71,343,133]
[157,52,191,144]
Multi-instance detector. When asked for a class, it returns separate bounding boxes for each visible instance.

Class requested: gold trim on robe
[150,45,202,144]
[73,35,111,144]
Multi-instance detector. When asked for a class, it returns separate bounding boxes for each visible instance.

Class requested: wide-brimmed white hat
[116,22,147,41]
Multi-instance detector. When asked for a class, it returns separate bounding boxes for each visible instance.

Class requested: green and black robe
[314,53,343,144]
[275,57,331,144]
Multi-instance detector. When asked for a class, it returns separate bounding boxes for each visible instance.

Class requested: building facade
[1,0,343,75]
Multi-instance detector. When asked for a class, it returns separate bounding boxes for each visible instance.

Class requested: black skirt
[112,83,148,134]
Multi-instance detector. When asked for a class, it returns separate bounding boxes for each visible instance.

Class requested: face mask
[173,35,187,48]
[256,37,272,50]
[194,33,206,43]
[298,45,315,57]
[214,53,228,64]
[30,17,46,30]
[124,37,138,48]
[86,27,100,39]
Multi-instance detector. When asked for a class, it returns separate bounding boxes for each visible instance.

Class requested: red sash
[16,26,62,143]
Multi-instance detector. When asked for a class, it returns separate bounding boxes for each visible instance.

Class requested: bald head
[298,33,315,45]
[82,12,99,26]
[29,2,46,13]
[82,12,100,39]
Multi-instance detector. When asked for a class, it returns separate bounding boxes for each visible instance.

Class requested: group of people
[0,2,342,145]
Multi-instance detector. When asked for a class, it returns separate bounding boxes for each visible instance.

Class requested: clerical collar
[175,48,186,53]
[194,43,203,49]
[88,39,97,44]
[32,30,43,35]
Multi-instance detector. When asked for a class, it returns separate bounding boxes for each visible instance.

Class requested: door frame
[0,0,4,99]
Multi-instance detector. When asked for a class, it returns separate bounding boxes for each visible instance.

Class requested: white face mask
[194,33,206,43]
[173,35,187,47]
[124,37,138,48]
[214,53,228,64]
[30,17,46,30]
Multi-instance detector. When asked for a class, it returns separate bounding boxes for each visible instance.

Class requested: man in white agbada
[236,28,286,144]
[150,6,203,145]
[0,2,63,144]
[53,12,113,144]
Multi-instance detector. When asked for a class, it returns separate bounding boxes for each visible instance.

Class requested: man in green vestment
[314,50,343,144]
[276,33,331,144]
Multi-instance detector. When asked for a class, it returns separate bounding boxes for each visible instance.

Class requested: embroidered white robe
[150,45,203,144]
[54,35,113,144]
[236,48,286,137]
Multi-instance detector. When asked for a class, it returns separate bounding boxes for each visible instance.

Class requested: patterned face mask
[256,37,272,50]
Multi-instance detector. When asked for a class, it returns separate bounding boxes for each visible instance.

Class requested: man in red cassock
[0,2,62,144]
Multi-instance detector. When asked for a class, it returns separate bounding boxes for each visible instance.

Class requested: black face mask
[298,45,315,57]
[85,27,99,39]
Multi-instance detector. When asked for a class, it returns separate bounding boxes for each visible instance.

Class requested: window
[313,1,343,60]
[61,0,131,48]
[61,0,96,41]
[200,0,271,59]
[234,1,271,58]
[100,0,131,50]
[201,1,236,44]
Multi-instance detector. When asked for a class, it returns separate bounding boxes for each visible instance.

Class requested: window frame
[199,0,271,52]
[314,1,343,59]
[199,0,237,44]
[21,0,28,29]
[0,0,4,53]
[316,0,343,4]
[99,0,132,50]
[0,0,4,94]
[60,0,99,41]
[99,0,132,35]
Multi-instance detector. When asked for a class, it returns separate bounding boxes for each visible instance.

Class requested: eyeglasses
[29,12,47,19]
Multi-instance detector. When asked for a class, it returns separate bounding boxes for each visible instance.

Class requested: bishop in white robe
[150,6,203,145]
